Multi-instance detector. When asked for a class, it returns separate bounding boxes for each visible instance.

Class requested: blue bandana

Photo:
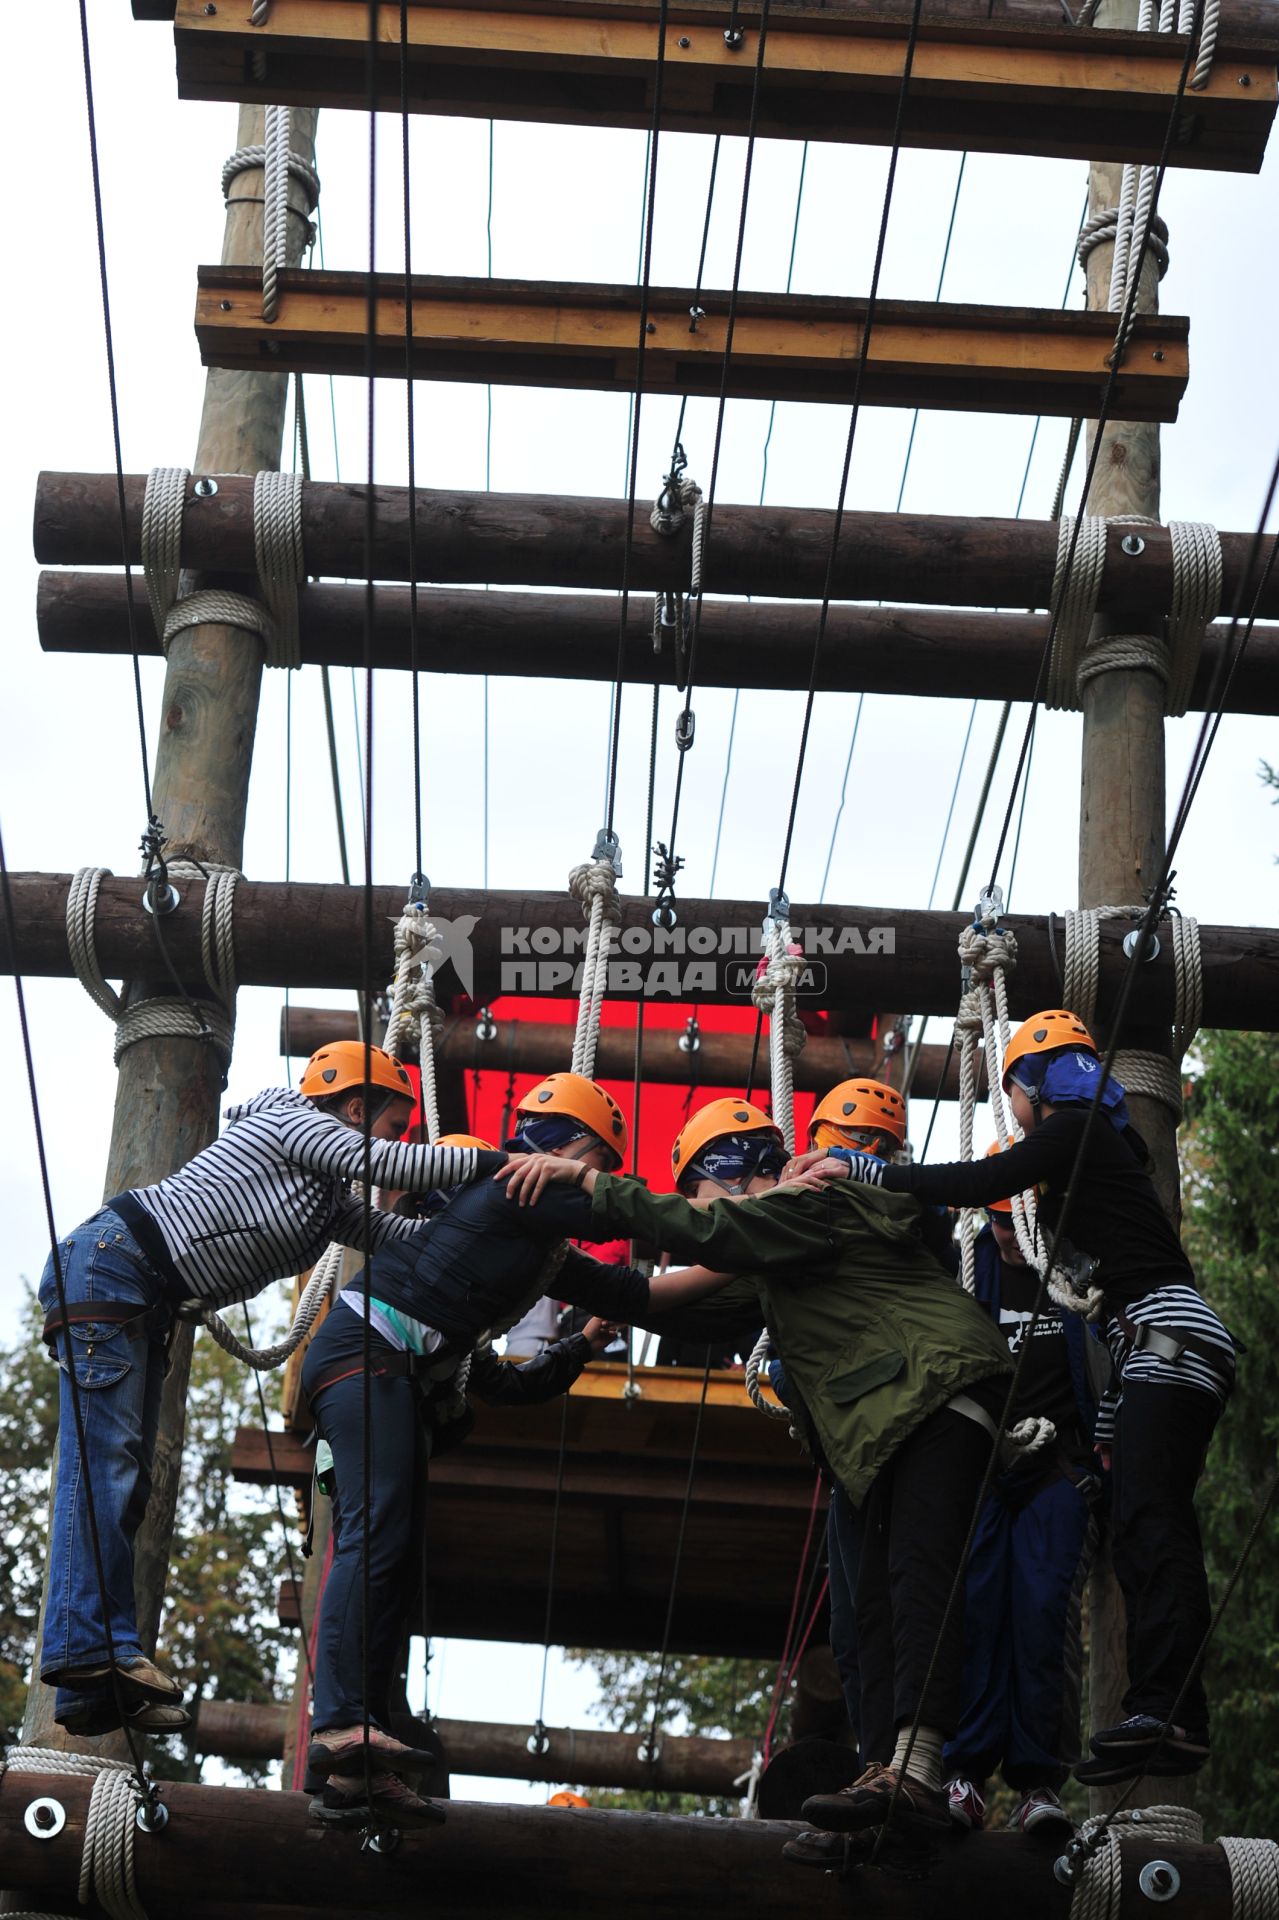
[1012,1048,1130,1129]
[506,1113,593,1156]
[684,1132,787,1192]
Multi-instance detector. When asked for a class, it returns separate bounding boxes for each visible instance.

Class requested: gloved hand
[826,1149,885,1186]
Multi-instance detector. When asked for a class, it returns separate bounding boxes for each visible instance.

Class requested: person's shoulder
[223,1085,302,1125]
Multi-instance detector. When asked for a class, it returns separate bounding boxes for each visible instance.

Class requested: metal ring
[24,1797,66,1841]
[1138,1859,1181,1902]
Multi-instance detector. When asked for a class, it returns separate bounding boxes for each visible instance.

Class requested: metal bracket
[1138,1860,1181,1902]
[362,1825,401,1855]
[723,26,745,47]
[651,899,678,930]
[192,476,219,498]
[1123,926,1162,963]
[622,1378,644,1402]
[592,828,622,877]
[475,1006,498,1043]
[135,1796,170,1835]
[1120,532,1147,556]
[527,1725,551,1758]
[636,1739,662,1767]
[142,879,181,917]
[688,304,707,333]
[678,1014,701,1055]
[764,886,791,930]
[24,1797,66,1841]
[408,870,430,906]
[975,883,1005,928]
[675,709,696,753]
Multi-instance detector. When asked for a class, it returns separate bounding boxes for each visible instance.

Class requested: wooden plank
[170,0,1275,171]
[39,571,1279,719]
[41,473,1279,618]
[5,871,1278,1025]
[194,267,1190,423]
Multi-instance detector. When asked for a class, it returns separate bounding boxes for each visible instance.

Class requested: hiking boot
[57,1696,191,1737]
[803,1762,951,1835]
[1089,1716,1209,1764]
[308,1724,440,1779]
[57,1656,183,1705]
[782,1828,865,1870]
[309,1770,447,1829]
[946,1776,987,1832]
[1007,1786,1074,1835]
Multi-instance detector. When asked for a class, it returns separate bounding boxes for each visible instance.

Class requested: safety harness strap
[41,1301,169,1346]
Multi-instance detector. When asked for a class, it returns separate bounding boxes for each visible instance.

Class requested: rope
[1219,1838,1279,1920]
[751,914,806,1155]
[1167,519,1223,716]
[568,852,622,1079]
[745,1326,790,1422]
[140,465,307,668]
[252,470,305,669]
[1077,206,1169,286]
[1046,515,1109,709]
[1061,903,1202,1115]
[139,466,186,643]
[0,1750,147,1920]
[221,126,321,323]
[1067,1807,1203,1920]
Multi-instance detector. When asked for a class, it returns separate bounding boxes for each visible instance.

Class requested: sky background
[2,5,1277,1798]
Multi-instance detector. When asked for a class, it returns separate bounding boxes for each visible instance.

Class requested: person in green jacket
[501,1102,1014,1841]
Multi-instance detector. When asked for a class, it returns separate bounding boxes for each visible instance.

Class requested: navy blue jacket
[972,1225,1098,1445]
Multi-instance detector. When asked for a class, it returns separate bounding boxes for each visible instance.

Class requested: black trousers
[854,1404,994,1761]
[1111,1380,1220,1731]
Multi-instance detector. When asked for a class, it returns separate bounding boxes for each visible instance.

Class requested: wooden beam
[4,871,1276,1025]
[40,571,1279,718]
[193,268,1190,423]
[0,1768,1241,1919]
[193,1698,757,1794]
[278,1006,969,1100]
[39,473,1279,617]
[169,0,1275,172]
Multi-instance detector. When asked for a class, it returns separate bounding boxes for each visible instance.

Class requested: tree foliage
[0,1284,297,1780]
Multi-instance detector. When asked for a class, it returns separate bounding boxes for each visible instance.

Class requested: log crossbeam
[167,0,1277,172]
[193,269,1191,423]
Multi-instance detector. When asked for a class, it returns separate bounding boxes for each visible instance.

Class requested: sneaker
[1075,1746,1205,1788]
[946,1776,987,1832]
[803,1762,952,1835]
[308,1724,440,1780]
[57,1696,191,1737]
[57,1656,183,1705]
[782,1828,862,1870]
[1090,1716,1209,1763]
[308,1770,447,1829]
[1007,1786,1074,1835]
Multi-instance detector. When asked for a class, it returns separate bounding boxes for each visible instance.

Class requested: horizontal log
[194,268,1189,423]
[277,1005,967,1100]
[0,1769,1238,1918]
[37,473,1279,617]
[38,571,1279,716]
[193,1698,756,1794]
[4,872,1275,1026]
[170,0,1275,172]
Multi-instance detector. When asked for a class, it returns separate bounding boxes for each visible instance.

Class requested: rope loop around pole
[0,1747,150,1920]
[252,470,305,669]
[1218,1835,1279,1920]
[1066,1806,1203,1920]
[1061,904,1202,1118]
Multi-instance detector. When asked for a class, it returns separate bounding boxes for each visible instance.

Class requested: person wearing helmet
[36,1041,506,1743]
[300,1077,735,1827]
[793,1010,1235,1783]
[942,1143,1104,1839]
[547,1790,591,1809]
[501,1084,1015,1845]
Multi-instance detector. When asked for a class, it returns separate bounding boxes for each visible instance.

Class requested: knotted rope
[0,1748,149,1920]
[746,904,806,1425]
[569,849,622,1080]
[1067,1806,1203,1920]
[221,113,320,322]
[140,465,305,669]
[1046,513,1221,716]
[1061,903,1201,1118]
[1218,1837,1279,1920]
[66,862,239,1072]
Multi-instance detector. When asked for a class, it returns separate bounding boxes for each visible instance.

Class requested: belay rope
[745,892,805,1424]
[568,831,623,1079]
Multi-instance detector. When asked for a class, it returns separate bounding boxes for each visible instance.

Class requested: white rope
[1219,1837,1279,1920]
[569,855,622,1080]
[252,470,305,669]
[751,917,806,1157]
[0,1749,145,1920]
[745,1327,791,1423]
[1077,207,1169,286]
[201,1239,342,1370]
[221,120,320,321]
[139,466,187,642]
[2,1746,132,1778]
[1076,631,1170,691]
[1190,0,1220,88]
[1061,904,1202,1118]
[1166,519,1222,717]
[1068,1807,1203,1920]
[250,0,270,19]
[1047,515,1109,710]
[161,587,275,656]
[649,471,703,539]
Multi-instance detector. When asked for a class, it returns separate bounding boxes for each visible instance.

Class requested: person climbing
[500,1082,1016,1846]
[37,1040,506,1741]
[943,1144,1104,1837]
[301,1077,738,1828]
[790,1010,1235,1785]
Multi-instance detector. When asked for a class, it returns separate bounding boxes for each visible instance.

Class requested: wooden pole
[37,573,1279,716]
[34,472,1279,616]
[277,1005,968,1101]
[1078,0,1188,1815]
[20,104,318,1754]
[5,873,1278,1023]
[0,1769,1240,1919]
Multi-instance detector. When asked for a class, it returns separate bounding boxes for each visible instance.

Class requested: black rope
[76,0,153,819]
[643,1350,713,1808]
[603,0,673,837]
[240,1304,315,1697]
[669,133,723,462]
[0,818,155,1800]
[400,0,426,879]
[534,1395,571,1741]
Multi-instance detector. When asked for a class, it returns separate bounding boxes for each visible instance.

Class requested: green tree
[0,1284,298,1781]
[1181,1027,1279,1836]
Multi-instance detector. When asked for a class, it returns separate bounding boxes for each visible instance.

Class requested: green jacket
[590,1174,1012,1507]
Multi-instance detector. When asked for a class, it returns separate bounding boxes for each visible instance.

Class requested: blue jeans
[37,1207,172,1719]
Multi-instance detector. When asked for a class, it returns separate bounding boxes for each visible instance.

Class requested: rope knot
[957,920,1018,985]
[568,857,623,927]
[650,471,703,539]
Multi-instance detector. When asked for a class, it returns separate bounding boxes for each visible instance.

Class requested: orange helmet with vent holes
[809,1078,907,1152]
[300,1040,415,1104]
[547,1791,591,1809]
[515,1073,628,1165]
[670,1098,782,1189]
[1002,1010,1097,1088]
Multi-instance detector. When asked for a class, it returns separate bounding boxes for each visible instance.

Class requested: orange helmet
[300,1040,415,1105]
[1002,1010,1096,1089]
[983,1140,1014,1216]
[515,1073,628,1166]
[547,1791,590,1809]
[437,1133,495,1152]
[810,1079,907,1152]
[671,1098,782,1189]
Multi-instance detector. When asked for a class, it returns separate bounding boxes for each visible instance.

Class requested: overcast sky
[2,6,1276,1795]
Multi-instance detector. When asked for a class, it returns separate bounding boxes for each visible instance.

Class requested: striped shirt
[1093,1283,1235,1445]
[114,1086,505,1307]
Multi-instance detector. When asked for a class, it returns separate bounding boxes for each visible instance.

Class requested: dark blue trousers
[303,1316,420,1735]
[943,1465,1097,1789]
[826,1487,863,1742]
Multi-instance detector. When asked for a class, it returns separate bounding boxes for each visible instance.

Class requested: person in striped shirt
[37,1039,507,1741]
[788,1009,1235,1785]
